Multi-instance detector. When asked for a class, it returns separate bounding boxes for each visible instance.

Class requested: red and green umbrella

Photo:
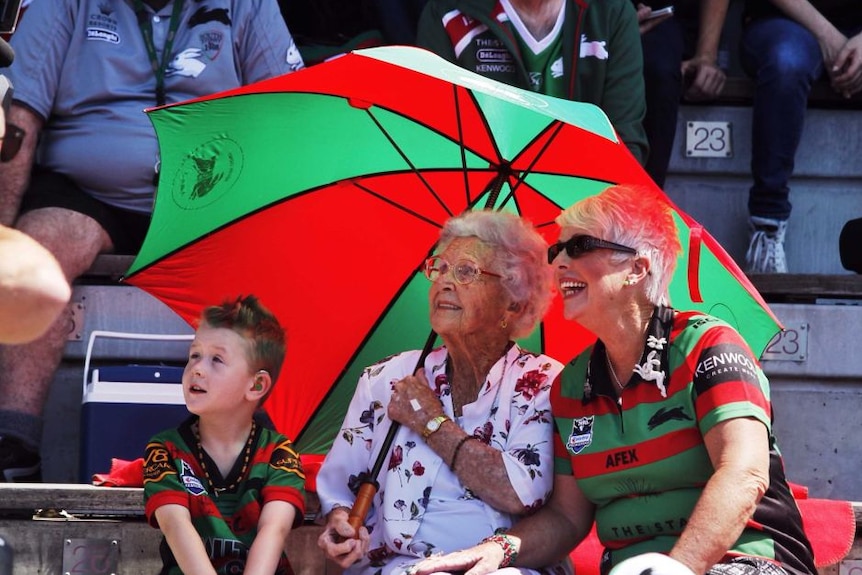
[124,46,779,455]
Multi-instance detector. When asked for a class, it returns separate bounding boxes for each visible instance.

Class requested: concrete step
[0,485,340,575]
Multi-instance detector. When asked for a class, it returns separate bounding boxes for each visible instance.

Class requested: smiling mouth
[560,280,586,297]
[436,302,461,310]
[189,385,206,394]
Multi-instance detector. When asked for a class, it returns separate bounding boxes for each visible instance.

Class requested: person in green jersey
[416,0,648,165]
[144,295,306,575]
[409,184,816,575]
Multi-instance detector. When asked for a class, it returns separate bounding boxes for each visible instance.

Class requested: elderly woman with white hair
[412,184,816,575]
[316,209,571,575]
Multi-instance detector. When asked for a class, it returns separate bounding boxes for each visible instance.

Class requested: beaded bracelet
[481,533,519,568]
[450,435,475,470]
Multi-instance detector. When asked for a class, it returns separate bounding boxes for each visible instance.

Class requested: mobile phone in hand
[645,5,674,19]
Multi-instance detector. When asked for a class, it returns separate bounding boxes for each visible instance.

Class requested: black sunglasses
[0,122,25,163]
[547,235,637,263]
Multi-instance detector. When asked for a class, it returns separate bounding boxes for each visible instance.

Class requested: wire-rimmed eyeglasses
[547,235,637,264]
[423,255,502,285]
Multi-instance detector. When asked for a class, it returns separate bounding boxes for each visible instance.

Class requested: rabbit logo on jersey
[567,416,594,454]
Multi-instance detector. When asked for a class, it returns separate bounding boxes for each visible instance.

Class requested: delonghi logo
[477,48,511,63]
[87,28,119,43]
[172,137,243,210]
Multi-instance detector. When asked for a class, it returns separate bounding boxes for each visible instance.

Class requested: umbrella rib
[364,108,454,218]
[453,84,471,209]
[352,180,446,229]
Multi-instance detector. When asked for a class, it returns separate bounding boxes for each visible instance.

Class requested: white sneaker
[745,216,788,274]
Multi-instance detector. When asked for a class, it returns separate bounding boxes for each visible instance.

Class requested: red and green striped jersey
[144,415,306,575]
[552,307,816,575]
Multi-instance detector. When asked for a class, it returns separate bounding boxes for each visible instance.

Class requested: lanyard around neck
[133,0,185,106]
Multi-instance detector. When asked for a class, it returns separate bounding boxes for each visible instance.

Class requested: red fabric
[300,453,324,493]
[797,497,856,567]
[92,457,145,487]
[570,524,602,575]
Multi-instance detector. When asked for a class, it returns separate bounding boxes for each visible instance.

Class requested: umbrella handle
[345,330,437,537]
[348,481,378,535]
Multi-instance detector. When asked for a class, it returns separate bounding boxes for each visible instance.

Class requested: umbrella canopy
[125,46,779,455]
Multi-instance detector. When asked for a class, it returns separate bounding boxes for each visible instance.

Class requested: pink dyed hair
[555,184,683,305]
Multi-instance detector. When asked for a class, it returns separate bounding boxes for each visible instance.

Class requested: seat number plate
[686,121,732,158]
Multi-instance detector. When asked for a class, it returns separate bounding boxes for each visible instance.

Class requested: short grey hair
[438,210,554,338]
[555,185,682,306]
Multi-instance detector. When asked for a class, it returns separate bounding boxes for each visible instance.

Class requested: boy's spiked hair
[200,295,286,400]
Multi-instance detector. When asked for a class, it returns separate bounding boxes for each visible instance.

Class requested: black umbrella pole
[347,330,438,536]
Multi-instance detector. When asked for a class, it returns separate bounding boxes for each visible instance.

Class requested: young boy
[144,295,306,575]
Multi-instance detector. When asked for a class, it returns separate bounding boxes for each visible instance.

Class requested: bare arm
[682,0,729,100]
[413,473,595,574]
[0,103,42,226]
[0,224,70,344]
[669,417,770,575]
[154,504,218,575]
[244,500,296,575]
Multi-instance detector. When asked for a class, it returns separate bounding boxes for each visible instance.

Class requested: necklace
[194,419,256,497]
[605,352,625,391]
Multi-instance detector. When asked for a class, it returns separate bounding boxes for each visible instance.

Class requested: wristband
[450,435,475,469]
[481,533,519,568]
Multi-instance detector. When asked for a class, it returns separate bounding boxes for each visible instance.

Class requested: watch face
[427,418,441,432]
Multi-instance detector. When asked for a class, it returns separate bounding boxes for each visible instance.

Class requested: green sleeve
[416,1,458,62]
[603,0,649,165]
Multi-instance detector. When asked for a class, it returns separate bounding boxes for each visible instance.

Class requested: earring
[500,318,508,329]
[623,278,636,286]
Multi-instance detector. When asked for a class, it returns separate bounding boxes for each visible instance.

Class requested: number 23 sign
[686,121,732,158]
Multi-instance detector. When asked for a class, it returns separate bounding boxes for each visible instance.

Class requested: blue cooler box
[80,364,189,483]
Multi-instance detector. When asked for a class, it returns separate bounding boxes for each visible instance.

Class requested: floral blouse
[316,344,564,575]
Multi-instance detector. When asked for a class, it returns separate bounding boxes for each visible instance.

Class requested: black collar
[583,305,674,402]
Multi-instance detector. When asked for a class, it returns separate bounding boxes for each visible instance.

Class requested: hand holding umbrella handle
[346,329,439,538]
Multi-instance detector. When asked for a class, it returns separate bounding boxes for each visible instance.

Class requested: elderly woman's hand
[317,507,370,568]
[407,539,508,575]
[388,368,446,434]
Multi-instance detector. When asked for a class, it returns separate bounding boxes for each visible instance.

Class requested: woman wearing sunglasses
[411,185,816,575]
[316,210,571,574]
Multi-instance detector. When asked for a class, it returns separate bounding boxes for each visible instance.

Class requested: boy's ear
[249,370,272,398]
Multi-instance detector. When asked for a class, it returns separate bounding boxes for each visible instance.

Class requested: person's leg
[0,208,110,480]
[641,17,685,189]
[0,171,116,481]
[740,17,822,273]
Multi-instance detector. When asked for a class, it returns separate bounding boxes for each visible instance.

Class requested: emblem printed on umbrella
[567,416,594,454]
[172,137,243,209]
